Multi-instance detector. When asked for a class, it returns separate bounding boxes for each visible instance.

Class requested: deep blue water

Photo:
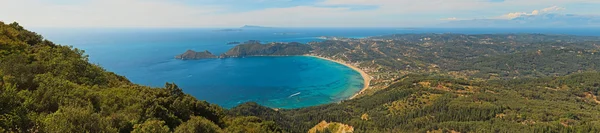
[33,27,600,108]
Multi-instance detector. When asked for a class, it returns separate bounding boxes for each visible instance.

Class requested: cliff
[175,50,218,60]
[220,42,312,57]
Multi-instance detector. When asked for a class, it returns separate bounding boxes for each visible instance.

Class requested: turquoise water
[33,28,600,108]
[145,56,363,109]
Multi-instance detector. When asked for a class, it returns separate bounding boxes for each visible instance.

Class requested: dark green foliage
[131,120,170,133]
[42,106,116,132]
[174,116,223,133]
[224,116,282,133]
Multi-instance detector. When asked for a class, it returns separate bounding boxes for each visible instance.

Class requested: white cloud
[440,17,459,21]
[542,6,566,12]
[498,6,566,19]
[500,12,529,19]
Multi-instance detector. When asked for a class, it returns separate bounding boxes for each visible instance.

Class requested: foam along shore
[306,55,371,100]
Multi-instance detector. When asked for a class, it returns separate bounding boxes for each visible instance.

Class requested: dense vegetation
[220,42,312,57]
[0,22,281,132]
[3,22,600,133]
[311,34,600,79]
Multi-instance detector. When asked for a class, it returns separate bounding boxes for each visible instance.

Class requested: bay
[34,27,600,108]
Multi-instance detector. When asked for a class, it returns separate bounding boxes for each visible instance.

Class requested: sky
[1,0,600,28]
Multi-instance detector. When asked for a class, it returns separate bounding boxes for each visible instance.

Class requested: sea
[33,27,600,109]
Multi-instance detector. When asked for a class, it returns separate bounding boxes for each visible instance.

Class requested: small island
[227,41,241,45]
[175,50,218,60]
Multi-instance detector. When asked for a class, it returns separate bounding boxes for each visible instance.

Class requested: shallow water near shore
[156,56,364,109]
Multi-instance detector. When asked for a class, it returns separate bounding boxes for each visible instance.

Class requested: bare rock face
[308,121,354,133]
[175,50,217,60]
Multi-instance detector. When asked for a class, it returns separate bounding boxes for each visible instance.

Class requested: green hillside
[0,22,281,132]
[232,73,600,132]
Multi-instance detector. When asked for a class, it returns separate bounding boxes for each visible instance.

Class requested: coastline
[305,55,371,100]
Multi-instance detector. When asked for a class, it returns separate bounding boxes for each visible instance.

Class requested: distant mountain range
[440,13,600,27]
[240,25,273,29]
[213,25,273,32]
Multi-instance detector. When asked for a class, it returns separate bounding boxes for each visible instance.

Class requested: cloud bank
[439,6,600,27]
[499,6,566,19]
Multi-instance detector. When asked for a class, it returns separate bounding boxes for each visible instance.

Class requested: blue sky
[1,0,599,27]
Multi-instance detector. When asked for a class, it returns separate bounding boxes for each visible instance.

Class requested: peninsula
[219,42,312,57]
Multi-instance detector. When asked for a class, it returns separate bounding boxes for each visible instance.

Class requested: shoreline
[305,55,371,100]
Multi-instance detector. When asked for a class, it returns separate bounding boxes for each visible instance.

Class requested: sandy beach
[306,55,371,99]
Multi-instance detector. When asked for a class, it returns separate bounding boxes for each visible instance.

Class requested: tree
[225,116,282,133]
[132,120,170,133]
[174,116,222,133]
[42,106,116,132]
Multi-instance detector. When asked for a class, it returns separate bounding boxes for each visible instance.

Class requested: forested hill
[0,22,281,132]
[220,42,312,58]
